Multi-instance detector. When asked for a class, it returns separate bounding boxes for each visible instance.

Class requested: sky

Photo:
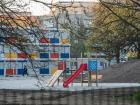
[25,0,99,16]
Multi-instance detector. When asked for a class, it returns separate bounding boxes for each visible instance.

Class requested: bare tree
[0,0,47,87]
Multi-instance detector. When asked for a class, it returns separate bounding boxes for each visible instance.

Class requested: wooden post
[87,52,92,87]
[95,53,98,87]
[57,69,59,86]
[88,71,91,86]
[71,70,73,86]
[81,71,83,87]
[71,60,74,86]
[81,52,84,86]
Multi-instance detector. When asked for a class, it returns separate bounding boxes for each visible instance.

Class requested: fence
[0,87,140,105]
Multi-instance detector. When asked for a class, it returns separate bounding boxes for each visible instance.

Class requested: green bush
[133,92,140,102]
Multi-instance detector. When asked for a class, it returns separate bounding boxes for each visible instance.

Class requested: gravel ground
[99,60,140,83]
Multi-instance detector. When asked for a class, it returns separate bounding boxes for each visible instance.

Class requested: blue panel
[60,53,69,58]
[50,38,59,43]
[17,69,24,75]
[40,53,49,58]
[40,60,49,62]
[88,60,97,71]
[40,68,49,74]
[17,60,27,62]
[0,69,4,75]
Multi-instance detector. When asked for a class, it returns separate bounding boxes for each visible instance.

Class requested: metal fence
[0,87,140,105]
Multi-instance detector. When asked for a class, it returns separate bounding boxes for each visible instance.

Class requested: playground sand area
[0,76,140,91]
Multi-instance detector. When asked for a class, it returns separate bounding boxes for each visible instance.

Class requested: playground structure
[45,58,105,88]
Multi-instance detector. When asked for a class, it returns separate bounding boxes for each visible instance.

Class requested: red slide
[63,64,87,88]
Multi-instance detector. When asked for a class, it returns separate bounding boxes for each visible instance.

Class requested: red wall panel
[17,53,28,58]
[58,61,66,70]
[39,38,49,43]
[6,69,16,75]
[50,53,59,58]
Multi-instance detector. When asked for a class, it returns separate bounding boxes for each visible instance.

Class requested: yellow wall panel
[30,53,38,59]
[51,67,58,75]
[61,39,70,44]
[4,53,16,58]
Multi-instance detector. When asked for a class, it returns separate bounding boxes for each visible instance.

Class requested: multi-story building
[0,12,71,76]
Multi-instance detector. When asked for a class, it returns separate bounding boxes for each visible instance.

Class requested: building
[0,12,71,76]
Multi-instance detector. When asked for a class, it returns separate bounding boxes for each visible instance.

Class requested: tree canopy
[87,0,140,63]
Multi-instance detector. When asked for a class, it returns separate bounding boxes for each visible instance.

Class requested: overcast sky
[26,0,98,16]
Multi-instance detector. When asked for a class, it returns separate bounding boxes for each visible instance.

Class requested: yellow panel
[91,75,103,80]
[61,39,70,44]
[51,67,58,75]
[128,51,137,58]
[4,53,16,58]
[30,53,38,59]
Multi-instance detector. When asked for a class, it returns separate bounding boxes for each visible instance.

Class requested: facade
[0,13,71,76]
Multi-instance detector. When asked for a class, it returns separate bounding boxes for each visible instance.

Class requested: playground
[0,57,140,91]
[0,35,140,91]
[1,58,140,105]
[0,29,111,91]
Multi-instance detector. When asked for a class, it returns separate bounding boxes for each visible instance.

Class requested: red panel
[50,53,59,58]
[17,53,28,58]
[58,61,66,70]
[6,69,16,75]
[39,38,49,43]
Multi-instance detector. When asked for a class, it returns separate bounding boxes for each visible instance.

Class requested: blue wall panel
[50,38,59,43]
[40,68,49,74]
[40,53,49,58]
[17,69,24,75]
[0,69,4,75]
[60,53,69,58]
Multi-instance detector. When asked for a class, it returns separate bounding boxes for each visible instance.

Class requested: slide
[63,64,87,88]
[47,70,63,87]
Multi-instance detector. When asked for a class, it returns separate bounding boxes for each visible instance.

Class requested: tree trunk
[115,47,120,64]
[137,42,140,59]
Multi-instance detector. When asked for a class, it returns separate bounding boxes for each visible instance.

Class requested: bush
[133,92,140,102]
